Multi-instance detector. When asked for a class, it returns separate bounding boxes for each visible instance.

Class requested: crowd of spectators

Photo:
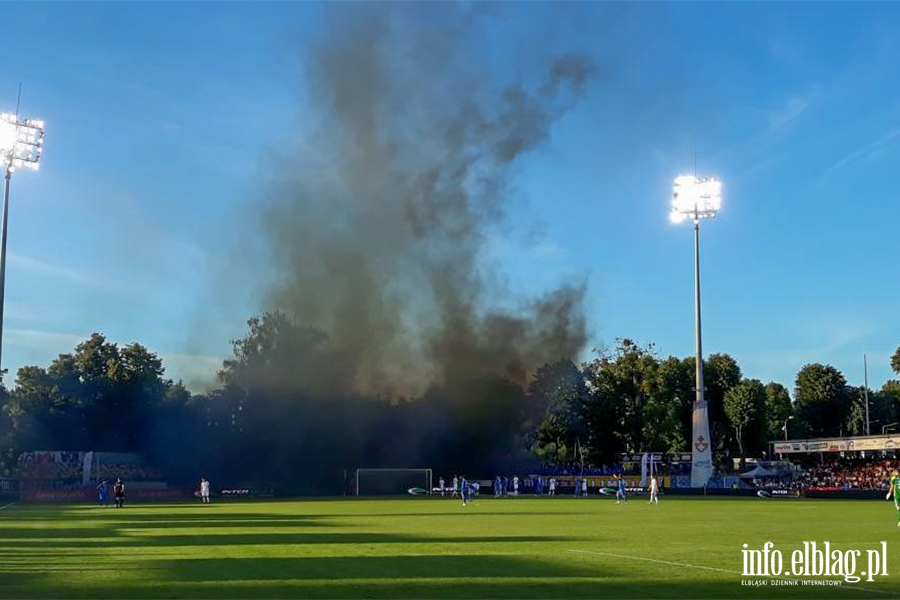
[17,453,82,481]
[538,462,624,477]
[799,457,898,491]
[750,478,804,491]
[93,463,163,482]
[539,457,692,478]
[620,460,691,477]
[12,452,165,487]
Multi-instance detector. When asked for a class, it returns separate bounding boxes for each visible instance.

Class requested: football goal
[355,468,433,496]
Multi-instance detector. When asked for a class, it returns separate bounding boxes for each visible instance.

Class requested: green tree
[794,363,848,438]
[891,347,900,376]
[697,353,742,466]
[646,356,693,453]
[584,340,659,455]
[525,360,588,463]
[845,384,900,437]
[2,333,175,458]
[724,379,766,468]
[764,382,792,441]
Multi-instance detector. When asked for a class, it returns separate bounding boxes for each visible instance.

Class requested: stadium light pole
[670,175,722,488]
[0,111,46,378]
[782,415,794,441]
[864,354,870,436]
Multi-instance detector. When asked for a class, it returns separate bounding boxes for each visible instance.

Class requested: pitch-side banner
[772,434,900,454]
[691,401,713,487]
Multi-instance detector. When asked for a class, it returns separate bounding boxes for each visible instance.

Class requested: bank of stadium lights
[669,175,722,224]
[669,174,722,488]
[0,110,46,376]
[0,113,45,171]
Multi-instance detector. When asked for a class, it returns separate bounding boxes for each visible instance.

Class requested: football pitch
[0,496,898,599]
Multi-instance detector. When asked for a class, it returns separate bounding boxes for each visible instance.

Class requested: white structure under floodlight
[669,174,722,489]
[0,109,46,376]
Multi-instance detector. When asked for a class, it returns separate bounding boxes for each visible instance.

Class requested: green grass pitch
[1,496,898,599]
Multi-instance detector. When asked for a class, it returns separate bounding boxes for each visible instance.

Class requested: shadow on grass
[347,511,585,518]
[2,511,338,523]
[0,557,880,600]
[0,529,584,548]
[0,554,623,591]
[158,554,613,581]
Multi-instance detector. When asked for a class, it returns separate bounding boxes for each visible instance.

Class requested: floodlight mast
[670,175,721,488]
[0,110,45,378]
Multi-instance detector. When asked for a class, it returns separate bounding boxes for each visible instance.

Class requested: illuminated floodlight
[667,172,724,490]
[670,175,722,223]
[1,112,46,171]
[0,106,46,379]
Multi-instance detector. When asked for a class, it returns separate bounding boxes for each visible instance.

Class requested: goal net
[355,468,433,496]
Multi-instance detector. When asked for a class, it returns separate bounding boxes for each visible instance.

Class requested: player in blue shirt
[96,479,109,507]
[615,474,628,505]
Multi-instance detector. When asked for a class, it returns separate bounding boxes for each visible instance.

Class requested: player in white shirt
[548,478,556,496]
[581,478,588,497]
[200,478,211,504]
[648,476,659,505]
[439,477,445,496]
[452,476,459,498]
[512,475,519,496]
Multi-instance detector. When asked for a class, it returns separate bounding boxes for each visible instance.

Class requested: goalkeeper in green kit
[887,470,900,527]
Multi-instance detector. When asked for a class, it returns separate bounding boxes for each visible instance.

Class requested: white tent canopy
[740,464,778,478]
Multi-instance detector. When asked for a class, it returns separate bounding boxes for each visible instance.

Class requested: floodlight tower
[669,175,721,488]
[0,111,46,377]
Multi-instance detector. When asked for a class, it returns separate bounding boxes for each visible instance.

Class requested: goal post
[355,468,433,496]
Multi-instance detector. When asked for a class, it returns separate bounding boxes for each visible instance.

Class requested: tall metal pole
[693,219,704,404]
[689,215,713,488]
[0,165,11,379]
[864,354,870,436]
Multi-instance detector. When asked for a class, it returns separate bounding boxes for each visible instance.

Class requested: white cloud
[4,327,86,350]
[8,253,132,295]
[716,88,820,178]
[768,93,817,133]
[823,127,900,176]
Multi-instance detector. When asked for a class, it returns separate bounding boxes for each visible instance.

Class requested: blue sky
[0,2,898,393]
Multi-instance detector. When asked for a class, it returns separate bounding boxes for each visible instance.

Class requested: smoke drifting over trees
[260,6,593,398]
[2,7,604,493]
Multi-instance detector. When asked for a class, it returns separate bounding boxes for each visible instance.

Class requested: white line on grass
[567,549,737,575]
[0,502,16,511]
[566,548,895,596]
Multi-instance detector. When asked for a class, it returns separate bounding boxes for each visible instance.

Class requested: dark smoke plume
[261,6,593,398]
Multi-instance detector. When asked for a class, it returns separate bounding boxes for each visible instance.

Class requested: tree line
[1,312,899,493]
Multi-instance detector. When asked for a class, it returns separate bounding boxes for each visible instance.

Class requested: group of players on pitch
[96,477,212,506]
[437,473,662,506]
[95,478,127,508]
[609,473,660,505]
